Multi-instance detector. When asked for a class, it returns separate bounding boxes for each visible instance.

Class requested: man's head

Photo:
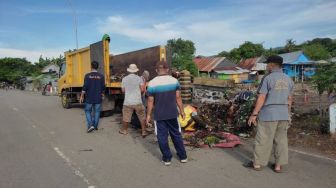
[127,64,139,74]
[265,55,283,71]
[142,70,150,81]
[91,61,99,70]
[155,61,169,75]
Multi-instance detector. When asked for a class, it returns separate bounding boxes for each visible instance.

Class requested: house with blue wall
[279,51,316,82]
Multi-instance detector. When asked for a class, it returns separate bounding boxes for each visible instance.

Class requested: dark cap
[265,55,283,64]
[156,61,169,69]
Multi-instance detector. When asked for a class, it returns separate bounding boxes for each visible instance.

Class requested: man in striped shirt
[146,61,187,166]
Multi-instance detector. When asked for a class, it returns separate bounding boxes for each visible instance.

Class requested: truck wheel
[100,110,113,117]
[61,92,71,109]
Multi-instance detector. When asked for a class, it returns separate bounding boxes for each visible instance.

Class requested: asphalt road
[0,90,335,188]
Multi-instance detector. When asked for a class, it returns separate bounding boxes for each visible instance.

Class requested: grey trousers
[253,120,289,166]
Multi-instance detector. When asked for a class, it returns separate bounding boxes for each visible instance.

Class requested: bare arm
[248,94,266,126]
[80,75,88,104]
[176,90,185,119]
[139,84,145,94]
[251,94,266,115]
[146,96,154,124]
[80,91,85,104]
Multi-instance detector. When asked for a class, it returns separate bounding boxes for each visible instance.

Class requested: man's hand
[79,96,84,104]
[248,115,257,126]
[180,112,186,120]
[146,115,151,126]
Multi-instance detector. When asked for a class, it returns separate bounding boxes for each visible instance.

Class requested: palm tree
[285,39,296,52]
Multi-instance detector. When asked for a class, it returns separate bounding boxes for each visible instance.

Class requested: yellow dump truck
[58,35,171,114]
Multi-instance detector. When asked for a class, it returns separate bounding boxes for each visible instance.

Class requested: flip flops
[119,130,128,135]
[243,161,262,171]
[142,132,149,138]
[272,164,282,173]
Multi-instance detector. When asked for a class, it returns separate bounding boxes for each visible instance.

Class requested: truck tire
[101,95,115,117]
[61,91,71,109]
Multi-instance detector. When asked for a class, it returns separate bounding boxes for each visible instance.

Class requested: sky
[0,0,335,63]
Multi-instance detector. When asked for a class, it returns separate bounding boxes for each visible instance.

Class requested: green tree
[52,55,65,67]
[217,50,229,57]
[227,48,241,63]
[303,44,331,60]
[219,41,265,63]
[264,48,278,57]
[312,63,336,94]
[167,38,198,75]
[0,58,33,83]
[238,41,264,59]
[284,39,297,52]
[311,63,336,114]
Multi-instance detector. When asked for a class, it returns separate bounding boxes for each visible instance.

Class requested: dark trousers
[155,118,187,162]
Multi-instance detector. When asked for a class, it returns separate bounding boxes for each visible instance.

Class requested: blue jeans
[84,103,101,129]
[155,118,187,162]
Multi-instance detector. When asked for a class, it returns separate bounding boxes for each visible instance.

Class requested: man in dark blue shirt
[80,61,105,133]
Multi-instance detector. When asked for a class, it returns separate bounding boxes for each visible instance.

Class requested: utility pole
[67,0,78,50]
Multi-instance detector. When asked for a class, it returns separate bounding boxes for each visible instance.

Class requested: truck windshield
[60,63,66,76]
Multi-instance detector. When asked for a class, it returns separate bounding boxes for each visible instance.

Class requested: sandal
[119,130,128,135]
[272,164,282,173]
[142,132,149,138]
[243,161,262,171]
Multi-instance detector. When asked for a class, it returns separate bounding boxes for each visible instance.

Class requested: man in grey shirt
[245,55,294,173]
[119,64,148,137]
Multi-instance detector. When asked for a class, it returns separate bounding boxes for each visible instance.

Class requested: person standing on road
[146,61,187,166]
[245,55,294,173]
[119,64,148,137]
[80,61,106,133]
[141,70,150,106]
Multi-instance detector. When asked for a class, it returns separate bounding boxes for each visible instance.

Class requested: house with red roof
[193,56,249,83]
[238,56,266,81]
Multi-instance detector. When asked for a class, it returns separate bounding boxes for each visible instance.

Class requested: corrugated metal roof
[278,51,303,64]
[193,57,226,72]
[214,66,249,74]
[238,56,266,71]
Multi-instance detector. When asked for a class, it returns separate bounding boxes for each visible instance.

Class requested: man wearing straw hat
[119,64,148,138]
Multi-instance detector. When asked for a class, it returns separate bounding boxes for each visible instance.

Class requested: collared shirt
[121,74,144,106]
[258,69,294,121]
[82,70,105,104]
[147,75,180,121]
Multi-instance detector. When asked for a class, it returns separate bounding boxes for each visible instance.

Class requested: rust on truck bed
[109,46,171,82]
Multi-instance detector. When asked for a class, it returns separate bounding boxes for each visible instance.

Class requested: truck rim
[62,94,67,106]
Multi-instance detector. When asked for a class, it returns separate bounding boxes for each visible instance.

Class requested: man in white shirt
[119,64,148,137]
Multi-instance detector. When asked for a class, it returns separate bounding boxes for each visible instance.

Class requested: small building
[193,56,249,83]
[279,51,316,82]
[212,66,249,83]
[238,56,267,81]
[42,64,59,74]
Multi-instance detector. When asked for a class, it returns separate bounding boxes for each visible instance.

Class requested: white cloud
[0,48,63,63]
[98,0,336,56]
[99,16,181,43]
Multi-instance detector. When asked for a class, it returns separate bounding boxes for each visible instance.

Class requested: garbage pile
[180,91,257,148]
